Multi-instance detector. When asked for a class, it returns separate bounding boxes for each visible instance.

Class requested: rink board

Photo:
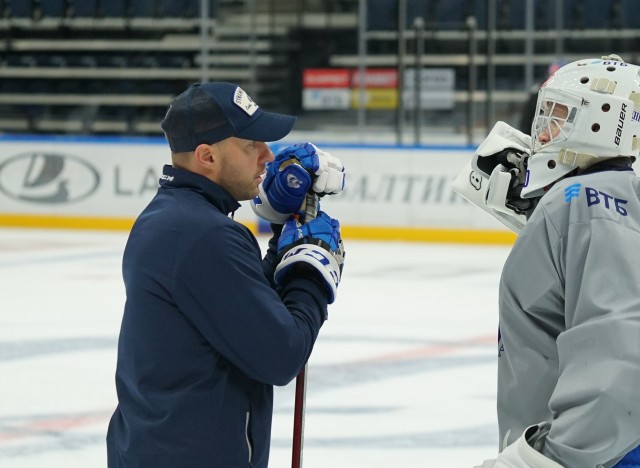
[0,135,514,243]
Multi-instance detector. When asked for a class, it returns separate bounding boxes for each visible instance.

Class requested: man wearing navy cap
[107,82,346,467]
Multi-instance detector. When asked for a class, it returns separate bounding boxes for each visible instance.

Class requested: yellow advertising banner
[351,88,398,110]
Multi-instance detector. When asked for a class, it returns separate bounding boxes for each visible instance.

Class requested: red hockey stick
[291,365,307,468]
[291,193,318,468]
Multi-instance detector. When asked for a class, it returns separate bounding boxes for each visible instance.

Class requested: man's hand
[274,211,344,303]
[251,143,345,224]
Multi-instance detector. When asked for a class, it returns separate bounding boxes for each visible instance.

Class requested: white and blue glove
[251,142,345,224]
[274,211,344,304]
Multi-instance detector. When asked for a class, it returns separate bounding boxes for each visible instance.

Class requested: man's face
[213,137,274,201]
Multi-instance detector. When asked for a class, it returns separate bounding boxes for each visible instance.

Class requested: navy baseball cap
[160,82,296,152]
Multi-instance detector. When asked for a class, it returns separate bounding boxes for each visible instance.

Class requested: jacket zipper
[245,411,253,463]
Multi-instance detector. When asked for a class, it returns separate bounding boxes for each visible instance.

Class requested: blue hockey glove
[251,143,345,224]
[277,142,345,195]
[274,211,345,303]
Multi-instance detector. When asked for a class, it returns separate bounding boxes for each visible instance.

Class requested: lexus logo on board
[0,152,100,204]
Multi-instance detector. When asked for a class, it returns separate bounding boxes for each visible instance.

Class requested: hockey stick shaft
[291,365,307,468]
[291,192,318,468]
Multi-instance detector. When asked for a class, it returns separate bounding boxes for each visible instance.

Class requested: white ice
[0,228,511,467]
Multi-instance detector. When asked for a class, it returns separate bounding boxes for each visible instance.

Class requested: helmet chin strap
[558,148,600,167]
[558,145,640,168]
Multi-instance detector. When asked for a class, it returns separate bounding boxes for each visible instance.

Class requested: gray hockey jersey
[497,165,640,467]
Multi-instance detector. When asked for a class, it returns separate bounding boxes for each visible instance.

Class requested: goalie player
[454,55,640,467]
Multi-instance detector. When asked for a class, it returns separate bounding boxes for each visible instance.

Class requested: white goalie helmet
[521,55,640,198]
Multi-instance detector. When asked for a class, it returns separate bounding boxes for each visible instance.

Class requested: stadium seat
[162,0,200,18]
[47,55,69,67]
[406,0,430,27]
[499,0,522,30]
[582,0,614,28]
[73,0,98,17]
[8,0,31,17]
[562,0,578,22]
[40,0,66,17]
[466,0,487,29]
[433,0,471,29]
[130,0,155,17]
[64,55,98,67]
[11,54,38,67]
[618,0,640,28]
[157,55,191,68]
[130,55,159,68]
[182,0,199,17]
[96,0,126,17]
[502,0,569,30]
[106,56,129,68]
[367,0,397,31]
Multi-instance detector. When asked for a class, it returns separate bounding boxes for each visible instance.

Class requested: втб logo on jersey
[564,182,628,216]
[564,183,581,202]
[0,152,100,204]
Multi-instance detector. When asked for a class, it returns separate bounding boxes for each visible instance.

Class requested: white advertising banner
[403,68,455,110]
[270,143,507,231]
[0,138,172,216]
[0,136,507,232]
[302,89,351,110]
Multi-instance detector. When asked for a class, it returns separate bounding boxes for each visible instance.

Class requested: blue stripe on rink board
[0,134,474,152]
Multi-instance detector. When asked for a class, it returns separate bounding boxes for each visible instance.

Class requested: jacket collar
[579,157,635,176]
[159,165,241,216]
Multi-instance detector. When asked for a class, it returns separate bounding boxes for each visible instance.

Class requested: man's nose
[258,142,274,162]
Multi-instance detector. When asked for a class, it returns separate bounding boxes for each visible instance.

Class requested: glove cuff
[251,183,291,224]
[274,242,341,303]
[516,424,563,468]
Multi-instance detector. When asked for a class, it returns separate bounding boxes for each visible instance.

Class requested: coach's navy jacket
[107,165,328,467]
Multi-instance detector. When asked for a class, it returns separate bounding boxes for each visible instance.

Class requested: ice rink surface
[0,227,513,467]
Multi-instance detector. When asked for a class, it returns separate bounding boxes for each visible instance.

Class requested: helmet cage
[531,88,583,153]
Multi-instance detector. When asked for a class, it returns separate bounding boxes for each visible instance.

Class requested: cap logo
[233,87,259,116]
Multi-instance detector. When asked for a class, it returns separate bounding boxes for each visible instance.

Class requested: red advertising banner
[351,68,398,88]
[303,68,351,88]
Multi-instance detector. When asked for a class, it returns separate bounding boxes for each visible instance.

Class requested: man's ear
[193,144,215,168]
